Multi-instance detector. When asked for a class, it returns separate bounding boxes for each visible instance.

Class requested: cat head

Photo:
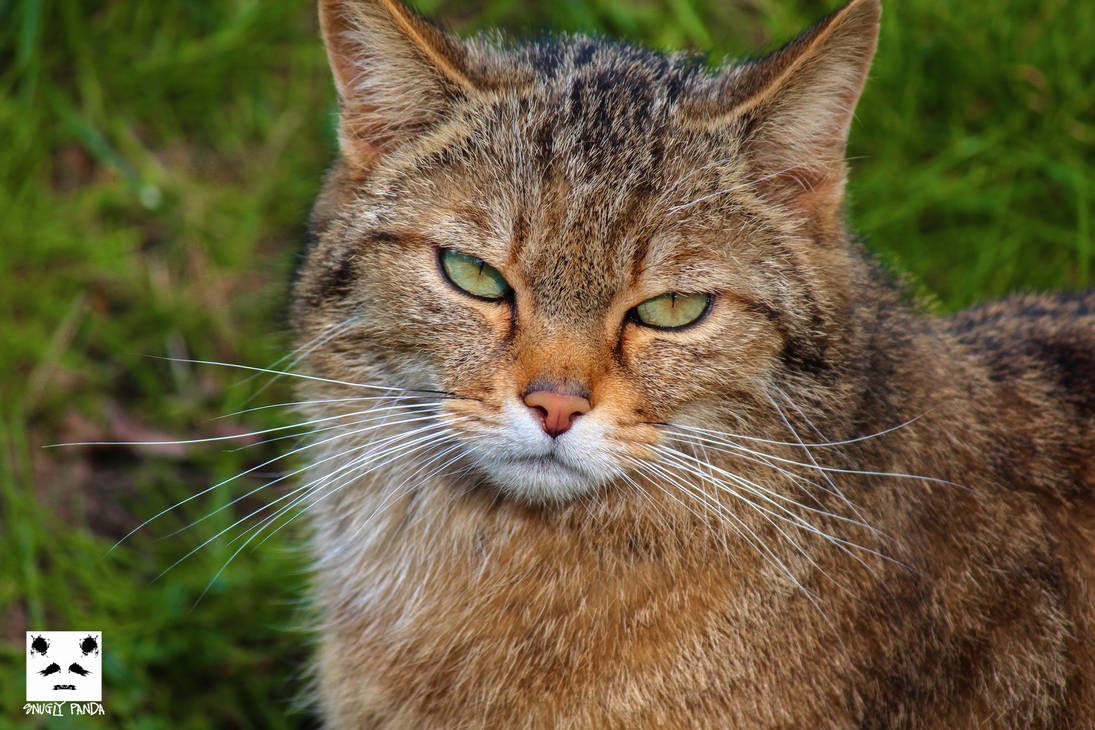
[294,0,881,503]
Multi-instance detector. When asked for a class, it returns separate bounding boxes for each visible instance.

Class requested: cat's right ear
[319,0,489,169]
[681,0,880,227]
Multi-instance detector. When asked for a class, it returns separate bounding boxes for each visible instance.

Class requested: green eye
[439,249,511,301]
[633,292,711,330]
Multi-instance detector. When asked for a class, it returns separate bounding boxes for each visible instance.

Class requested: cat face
[294,0,879,502]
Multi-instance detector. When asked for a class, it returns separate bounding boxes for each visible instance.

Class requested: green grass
[1,0,1092,726]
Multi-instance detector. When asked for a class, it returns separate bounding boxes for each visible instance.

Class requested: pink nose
[523,390,592,437]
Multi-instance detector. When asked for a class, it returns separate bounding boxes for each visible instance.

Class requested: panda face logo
[26,631,102,702]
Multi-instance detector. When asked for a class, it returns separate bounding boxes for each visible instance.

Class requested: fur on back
[291,0,1095,726]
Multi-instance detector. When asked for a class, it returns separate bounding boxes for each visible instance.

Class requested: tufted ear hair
[319,0,490,169]
[684,0,881,225]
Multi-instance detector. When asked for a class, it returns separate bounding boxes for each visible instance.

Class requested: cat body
[292,0,1095,726]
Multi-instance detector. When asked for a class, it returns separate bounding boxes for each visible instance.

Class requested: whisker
[615,470,674,534]
[626,457,735,553]
[217,393,431,419]
[653,449,858,593]
[627,455,831,612]
[238,430,465,552]
[164,420,463,594]
[191,429,465,607]
[246,419,463,536]
[107,408,447,550]
[627,453,850,654]
[684,432,834,508]
[766,389,880,543]
[243,316,361,400]
[226,403,443,451]
[658,428,966,490]
[622,456,736,551]
[50,401,438,449]
[160,411,449,538]
[335,442,468,547]
[658,417,923,449]
[657,442,879,534]
[239,423,462,544]
[146,356,458,399]
[256,317,359,378]
[662,431,832,505]
[656,444,896,572]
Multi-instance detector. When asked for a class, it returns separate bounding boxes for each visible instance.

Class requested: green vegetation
[2,0,1091,726]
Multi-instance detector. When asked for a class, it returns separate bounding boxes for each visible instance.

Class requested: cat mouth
[478,449,605,502]
[512,453,580,473]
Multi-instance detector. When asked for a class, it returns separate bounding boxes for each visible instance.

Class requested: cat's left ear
[319,0,502,169]
[684,0,881,224]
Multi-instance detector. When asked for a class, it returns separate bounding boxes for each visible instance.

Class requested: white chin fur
[465,401,620,503]
[480,455,603,503]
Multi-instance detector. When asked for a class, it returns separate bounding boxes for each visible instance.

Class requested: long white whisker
[622,456,735,551]
[629,455,831,613]
[244,425,462,544]
[242,430,465,551]
[658,428,965,489]
[665,432,833,505]
[657,445,895,571]
[165,421,463,589]
[766,389,880,543]
[243,317,361,399]
[259,317,359,377]
[193,430,466,609]
[108,408,446,549]
[657,442,878,534]
[658,448,878,560]
[661,432,858,522]
[616,470,674,535]
[227,403,443,451]
[148,356,450,396]
[653,448,858,592]
[228,319,363,415]
[630,453,849,653]
[51,401,439,450]
[335,442,468,547]
[663,417,923,449]
[161,411,448,537]
[217,393,431,419]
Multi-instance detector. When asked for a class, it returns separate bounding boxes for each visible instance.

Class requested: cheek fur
[619,305,782,417]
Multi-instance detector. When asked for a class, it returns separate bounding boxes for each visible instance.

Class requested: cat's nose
[523,389,592,437]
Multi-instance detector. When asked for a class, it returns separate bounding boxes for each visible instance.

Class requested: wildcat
[291,0,1095,726]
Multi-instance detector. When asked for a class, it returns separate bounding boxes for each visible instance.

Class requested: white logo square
[26,631,102,702]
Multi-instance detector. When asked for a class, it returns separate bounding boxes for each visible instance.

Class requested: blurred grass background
[1,0,1091,726]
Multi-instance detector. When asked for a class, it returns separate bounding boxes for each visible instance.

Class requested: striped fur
[292,0,1095,726]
